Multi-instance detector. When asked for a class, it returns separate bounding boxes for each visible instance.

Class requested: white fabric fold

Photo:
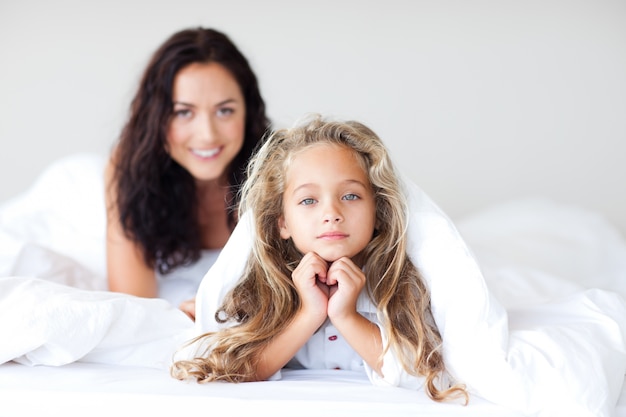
[0,277,195,369]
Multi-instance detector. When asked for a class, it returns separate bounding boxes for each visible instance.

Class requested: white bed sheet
[0,362,528,417]
[2,363,626,417]
[1,154,626,417]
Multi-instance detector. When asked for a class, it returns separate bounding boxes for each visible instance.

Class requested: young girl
[172,115,467,403]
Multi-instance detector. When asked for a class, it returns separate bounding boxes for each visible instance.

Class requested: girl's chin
[295,247,362,265]
[319,252,359,264]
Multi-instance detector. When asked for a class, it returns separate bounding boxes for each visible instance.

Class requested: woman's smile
[191,147,222,159]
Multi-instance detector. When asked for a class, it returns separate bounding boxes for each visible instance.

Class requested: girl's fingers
[327,257,364,288]
[292,252,331,319]
[292,252,329,288]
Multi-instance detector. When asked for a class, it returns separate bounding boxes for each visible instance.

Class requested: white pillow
[456,198,626,302]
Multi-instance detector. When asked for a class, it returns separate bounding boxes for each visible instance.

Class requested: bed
[1,153,625,417]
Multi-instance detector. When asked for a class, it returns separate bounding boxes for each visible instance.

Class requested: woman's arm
[104,156,158,298]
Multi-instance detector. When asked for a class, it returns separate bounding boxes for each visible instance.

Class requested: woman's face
[166,62,246,184]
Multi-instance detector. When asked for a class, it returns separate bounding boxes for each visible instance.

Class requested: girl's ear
[278,215,291,240]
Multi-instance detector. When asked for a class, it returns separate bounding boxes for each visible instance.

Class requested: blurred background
[1,0,625,232]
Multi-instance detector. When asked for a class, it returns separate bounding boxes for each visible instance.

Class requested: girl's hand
[326,257,366,323]
[291,252,330,323]
[325,257,383,374]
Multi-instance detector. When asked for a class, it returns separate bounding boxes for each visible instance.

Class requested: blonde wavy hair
[171,115,468,403]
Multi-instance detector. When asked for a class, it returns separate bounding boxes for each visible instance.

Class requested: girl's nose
[323,205,343,224]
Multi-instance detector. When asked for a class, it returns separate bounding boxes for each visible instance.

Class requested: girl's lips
[317,232,349,240]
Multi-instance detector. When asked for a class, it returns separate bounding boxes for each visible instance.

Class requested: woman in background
[105,27,270,320]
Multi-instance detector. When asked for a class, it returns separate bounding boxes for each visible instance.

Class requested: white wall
[1,0,625,233]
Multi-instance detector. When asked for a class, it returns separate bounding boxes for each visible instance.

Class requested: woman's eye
[299,198,316,206]
[217,107,235,117]
[174,109,192,118]
[342,193,359,201]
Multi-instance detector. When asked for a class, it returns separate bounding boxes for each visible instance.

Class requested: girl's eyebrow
[340,179,369,189]
[291,179,368,195]
[291,183,316,195]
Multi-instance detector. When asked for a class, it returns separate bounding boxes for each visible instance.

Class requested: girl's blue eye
[299,198,316,206]
[342,193,359,201]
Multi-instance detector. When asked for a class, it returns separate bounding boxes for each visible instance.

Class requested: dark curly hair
[111,27,270,274]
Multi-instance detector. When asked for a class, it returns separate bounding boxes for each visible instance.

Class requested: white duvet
[1,153,625,417]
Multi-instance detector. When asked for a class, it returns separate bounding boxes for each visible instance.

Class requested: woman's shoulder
[103,148,119,184]
[103,151,119,207]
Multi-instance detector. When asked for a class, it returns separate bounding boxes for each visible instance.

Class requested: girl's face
[279,143,377,263]
[166,62,246,184]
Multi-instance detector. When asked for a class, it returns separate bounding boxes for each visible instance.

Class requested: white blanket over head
[194,178,626,417]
